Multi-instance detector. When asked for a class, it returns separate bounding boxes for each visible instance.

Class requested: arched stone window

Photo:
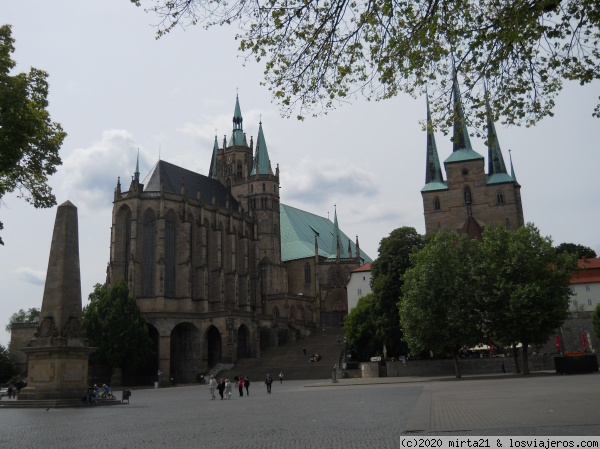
[142,209,156,296]
[497,191,505,204]
[272,306,280,319]
[464,187,472,204]
[116,206,132,283]
[164,210,177,297]
[304,263,311,284]
[434,197,441,211]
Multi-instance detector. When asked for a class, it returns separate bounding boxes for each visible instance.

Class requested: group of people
[302,346,322,362]
[4,386,18,399]
[208,373,283,398]
[208,376,251,400]
[84,383,114,404]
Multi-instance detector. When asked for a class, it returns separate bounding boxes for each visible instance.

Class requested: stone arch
[236,323,251,359]
[170,322,200,384]
[322,288,347,328]
[204,325,222,368]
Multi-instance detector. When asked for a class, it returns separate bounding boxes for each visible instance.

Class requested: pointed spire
[134,149,140,182]
[509,149,517,182]
[331,205,341,257]
[251,120,274,176]
[209,135,219,179]
[425,92,444,184]
[229,94,245,147]
[452,76,474,153]
[485,86,508,176]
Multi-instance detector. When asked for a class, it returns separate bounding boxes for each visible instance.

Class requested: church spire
[331,205,341,259]
[509,149,518,182]
[209,135,219,179]
[485,87,508,176]
[452,76,474,153]
[134,149,140,182]
[425,92,444,184]
[229,94,245,147]
[250,120,274,176]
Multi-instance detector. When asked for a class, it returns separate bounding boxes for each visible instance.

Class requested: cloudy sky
[1,1,599,347]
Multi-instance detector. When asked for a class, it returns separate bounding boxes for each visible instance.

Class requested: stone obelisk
[19,201,95,402]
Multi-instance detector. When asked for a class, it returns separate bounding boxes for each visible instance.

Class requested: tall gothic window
[304,263,311,284]
[434,197,441,211]
[142,209,156,296]
[117,206,132,284]
[464,187,472,204]
[165,210,177,297]
[497,191,505,204]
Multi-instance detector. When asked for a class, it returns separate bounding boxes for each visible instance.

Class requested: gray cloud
[14,267,45,286]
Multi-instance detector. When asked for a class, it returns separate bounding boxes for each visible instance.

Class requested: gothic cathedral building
[421,83,524,237]
[106,96,370,383]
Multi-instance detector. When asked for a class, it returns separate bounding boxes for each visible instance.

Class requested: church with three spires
[107,95,371,383]
[421,82,525,238]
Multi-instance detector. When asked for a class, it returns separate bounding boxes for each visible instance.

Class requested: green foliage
[593,303,600,341]
[83,282,154,376]
[400,231,484,369]
[134,0,600,128]
[479,224,577,374]
[0,344,18,383]
[0,24,66,245]
[5,307,40,332]
[343,293,379,361]
[555,242,597,259]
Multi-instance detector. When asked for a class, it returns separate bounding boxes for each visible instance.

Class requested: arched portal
[170,323,200,384]
[205,325,222,368]
[237,324,250,359]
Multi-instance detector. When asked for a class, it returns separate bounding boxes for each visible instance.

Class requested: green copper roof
[487,173,514,184]
[423,92,445,191]
[280,203,372,262]
[485,92,508,177]
[251,121,273,176]
[421,180,449,192]
[444,148,484,164]
[228,94,246,147]
[451,78,484,162]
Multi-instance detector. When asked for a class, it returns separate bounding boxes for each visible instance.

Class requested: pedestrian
[217,378,225,400]
[302,346,307,356]
[224,379,232,399]
[501,362,506,373]
[279,371,284,383]
[244,376,250,396]
[265,374,273,393]
[238,376,244,396]
[208,375,217,400]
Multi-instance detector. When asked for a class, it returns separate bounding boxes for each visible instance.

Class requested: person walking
[217,378,226,400]
[208,375,217,400]
[244,376,250,396]
[224,379,232,399]
[238,377,244,396]
[265,374,273,393]
[279,371,284,383]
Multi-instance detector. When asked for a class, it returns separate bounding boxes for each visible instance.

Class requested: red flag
[582,332,587,352]
[555,334,561,353]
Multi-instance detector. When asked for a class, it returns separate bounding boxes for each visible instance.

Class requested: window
[272,306,280,318]
[462,168,469,176]
[434,197,441,211]
[586,285,591,291]
[304,263,311,284]
[262,183,265,192]
[464,187,472,204]
[572,299,578,307]
[357,288,362,296]
[497,191,505,204]
[588,299,593,306]
[363,276,366,281]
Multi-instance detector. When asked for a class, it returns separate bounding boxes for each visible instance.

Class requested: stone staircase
[217,327,346,382]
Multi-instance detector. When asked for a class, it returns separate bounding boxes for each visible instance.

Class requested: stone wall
[8,323,37,375]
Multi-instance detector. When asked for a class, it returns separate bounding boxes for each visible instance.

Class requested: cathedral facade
[421,84,524,237]
[106,96,369,383]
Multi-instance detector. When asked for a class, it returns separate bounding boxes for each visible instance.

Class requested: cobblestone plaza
[1,374,599,449]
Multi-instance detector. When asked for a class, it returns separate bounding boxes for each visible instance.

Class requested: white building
[346,262,372,312]
[569,258,600,312]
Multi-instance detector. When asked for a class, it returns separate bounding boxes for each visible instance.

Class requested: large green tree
[343,293,379,361]
[83,282,154,382]
[400,230,484,378]
[132,0,600,128]
[0,344,18,383]
[555,242,597,259]
[479,224,576,374]
[5,307,40,332]
[0,24,65,245]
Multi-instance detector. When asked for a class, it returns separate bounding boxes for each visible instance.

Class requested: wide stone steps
[217,327,346,383]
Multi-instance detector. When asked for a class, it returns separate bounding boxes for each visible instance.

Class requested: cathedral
[421,82,524,237]
[106,96,370,383]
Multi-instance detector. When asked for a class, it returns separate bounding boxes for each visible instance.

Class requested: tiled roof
[352,262,372,273]
[280,204,372,262]
[571,258,600,284]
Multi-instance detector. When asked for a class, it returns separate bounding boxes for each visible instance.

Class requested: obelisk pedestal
[19,201,95,402]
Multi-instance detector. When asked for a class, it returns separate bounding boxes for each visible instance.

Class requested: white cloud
[14,267,46,286]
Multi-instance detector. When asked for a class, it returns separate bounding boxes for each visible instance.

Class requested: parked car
[0,388,8,397]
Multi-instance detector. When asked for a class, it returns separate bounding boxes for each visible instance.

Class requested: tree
[0,344,18,383]
[369,227,425,358]
[400,231,484,378]
[593,303,600,342]
[343,293,379,361]
[132,0,600,128]
[555,242,597,259]
[0,24,66,246]
[479,224,576,374]
[83,282,154,383]
[5,307,40,332]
